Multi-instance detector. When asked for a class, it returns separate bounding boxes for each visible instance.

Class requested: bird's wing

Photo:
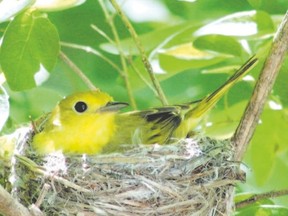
[108,106,185,150]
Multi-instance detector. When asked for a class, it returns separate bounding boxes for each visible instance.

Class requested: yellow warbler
[32,56,258,154]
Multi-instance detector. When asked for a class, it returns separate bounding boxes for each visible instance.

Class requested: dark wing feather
[110,106,184,147]
[142,107,182,143]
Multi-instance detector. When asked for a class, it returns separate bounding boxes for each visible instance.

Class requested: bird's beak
[98,101,129,112]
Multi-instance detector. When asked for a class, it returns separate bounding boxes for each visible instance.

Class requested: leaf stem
[60,42,123,74]
[90,24,115,45]
[99,0,137,109]
[59,51,98,91]
[109,0,168,106]
[236,189,288,209]
[127,56,157,94]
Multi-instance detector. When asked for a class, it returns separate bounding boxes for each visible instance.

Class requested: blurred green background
[0,0,288,214]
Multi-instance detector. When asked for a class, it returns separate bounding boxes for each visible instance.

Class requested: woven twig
[9,129,244,216]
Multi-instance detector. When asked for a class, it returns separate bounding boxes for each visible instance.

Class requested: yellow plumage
[32,56,258,154]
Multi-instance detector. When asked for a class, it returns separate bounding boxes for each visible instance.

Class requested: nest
[8,128,245,216]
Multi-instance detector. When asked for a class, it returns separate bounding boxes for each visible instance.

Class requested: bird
[32,56,258,154]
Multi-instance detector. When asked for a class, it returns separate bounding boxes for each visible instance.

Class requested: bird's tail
[185,55,258,121]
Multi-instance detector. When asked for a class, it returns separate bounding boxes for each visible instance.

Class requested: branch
[0,184,31,216]
[61,41,123,74]
[109,0,168,106]
[59,51,98,91]
[233,11,288,160]
[236,189,288,209]
[98,0,137,109]
[128,56,157,94]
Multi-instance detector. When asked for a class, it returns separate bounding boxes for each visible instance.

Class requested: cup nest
[6,128,245,216]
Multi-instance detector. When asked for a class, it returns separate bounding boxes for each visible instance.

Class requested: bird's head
[58,90,128,115]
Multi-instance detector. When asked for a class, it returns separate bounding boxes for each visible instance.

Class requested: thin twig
[59,51,98,91]
[236,189,288,209]
[16,155,91,193]
[35,184,51,208]
[233,11,288,160]
[109,0,168,105]
[0,184,32,216]
[91,24,115,45]
[50,175,91,193]
[99,0,137,109]
[61,41,123,74]
[127,56,157,94]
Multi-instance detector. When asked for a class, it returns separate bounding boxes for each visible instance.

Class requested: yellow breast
[33,111,116,154]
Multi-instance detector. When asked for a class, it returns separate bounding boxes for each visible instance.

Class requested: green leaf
[256,205,288,216]
[205,101,248,139]
[251,109,288,185]
[0,0,35,23]
[8,87,62,124]
[236,202,280,216]
[0,86,9,131]
[158,48,227,74]
[194,10,274,38]
[100,22,199,55]
[247,0,288,13]
[273,55,288,107]
[194,34,243,56]
[247,0,263,8]
[0,9,60,91]
[254,11,275,35]
[234,192,256,203]
[236,204,288,216]
[235,206,267,216]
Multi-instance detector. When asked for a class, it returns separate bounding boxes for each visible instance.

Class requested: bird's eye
[74,101,88,113]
